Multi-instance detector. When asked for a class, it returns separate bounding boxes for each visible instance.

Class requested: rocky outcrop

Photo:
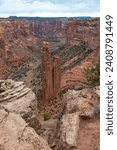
[42,42,61,104]
[49,86,100,150]
[58,112,80,150]
[0,109,52,150]
[0,79,52,150]
[0,79,40,133]
[63,86,100,118]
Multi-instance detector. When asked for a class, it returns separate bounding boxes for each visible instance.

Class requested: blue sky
[0,0,100,17]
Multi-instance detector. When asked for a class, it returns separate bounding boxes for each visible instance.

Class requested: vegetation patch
[84,60,100,86]
[43,112,51,121]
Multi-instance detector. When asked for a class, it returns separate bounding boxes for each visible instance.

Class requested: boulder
[0,79,40,133]
[0,108,52,150]
[58,112,80,150]
[80,88,94,99]
[63,88,100,118]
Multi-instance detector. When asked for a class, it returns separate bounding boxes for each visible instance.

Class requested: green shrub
[43,112,51,121]
[84,60,100,86]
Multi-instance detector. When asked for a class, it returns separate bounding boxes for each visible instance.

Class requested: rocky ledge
[0,79,52,150]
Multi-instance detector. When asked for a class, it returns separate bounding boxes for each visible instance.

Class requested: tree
[84,60,100,86]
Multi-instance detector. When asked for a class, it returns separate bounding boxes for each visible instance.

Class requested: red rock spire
[42,42,61,104]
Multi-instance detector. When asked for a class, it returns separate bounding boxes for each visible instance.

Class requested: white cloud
[0,0,100,17]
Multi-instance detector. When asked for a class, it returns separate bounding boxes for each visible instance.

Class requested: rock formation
[42,42,61,104]
[0,79,40,133]
[54,86,100,150]
[0,79,52,150]
[37,86,100,150]
[59,112,80,150]
[42,42,53,104]
[53,56,61,98]
[0,109,52,150]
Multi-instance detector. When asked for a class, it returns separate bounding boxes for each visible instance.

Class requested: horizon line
[0,16,100,18]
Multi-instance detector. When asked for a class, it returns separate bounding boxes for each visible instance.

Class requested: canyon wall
[0,19,41,79]
[66,18,100,49]
[30,20,66,38]
[29,18,99,48]
[29,18,99,50]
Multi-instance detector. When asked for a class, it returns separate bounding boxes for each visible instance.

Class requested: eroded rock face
[51,86,100,150]
[0,79,40,133]
[63,87,100,118]
[0,109,52,150]
[59,112,80,150]
[66,19,100,49]
[0,79,52,150]
[30,20,66,38]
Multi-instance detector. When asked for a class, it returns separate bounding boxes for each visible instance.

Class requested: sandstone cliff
[61,18,100,89]
[66,18,100,49]
[30,20,66,38]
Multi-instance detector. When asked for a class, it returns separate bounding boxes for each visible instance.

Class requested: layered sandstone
[66,18,100,49]
[60,19,100,89]
[0,79,41,133]
[0,79,52,150]
[30,20,66,38]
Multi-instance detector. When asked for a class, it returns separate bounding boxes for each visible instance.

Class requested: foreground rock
[0,109,52,150]
[58,112,80,150]
[63,86,100,118]
[51,86,100,150]
[0,79,40,133]
[0,79,52,150]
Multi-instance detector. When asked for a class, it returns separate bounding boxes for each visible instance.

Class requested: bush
[43,112,51,121]
[84,60,100,86]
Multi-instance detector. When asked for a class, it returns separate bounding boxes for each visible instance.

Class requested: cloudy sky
[0,0,100,17]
